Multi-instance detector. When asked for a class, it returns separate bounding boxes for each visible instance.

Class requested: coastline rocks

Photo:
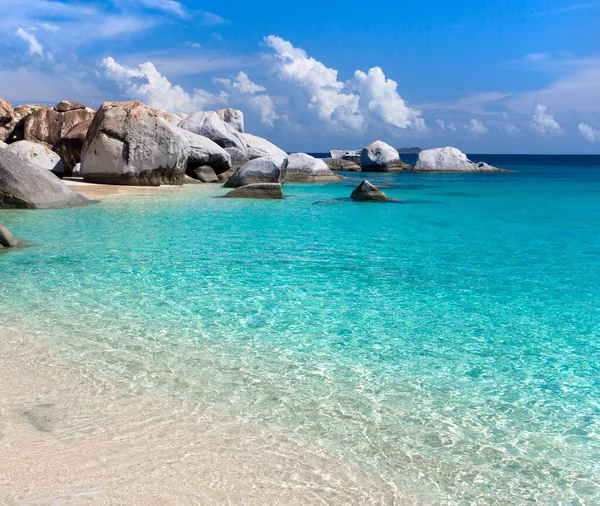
[225,147,249,170]
[0,149,90,208]
[178,112,246,153]
[179,130,232,179]
[241,133,287,164]
[330,149,361,165]
[5,141,64,176]
[0,140,7,149]
[0,222,18,248]
[413,147,505,172]
[0,99,13,141]
[361,141,406,172]
[285,153,341,182]
[217,109,244,133]
[52,119,92,173]
[81,101,190,186]
[350,180,390,202]
[322,158,361,172]
[223,183,284,200]
[224,157,288,188]
[188,165,219,183]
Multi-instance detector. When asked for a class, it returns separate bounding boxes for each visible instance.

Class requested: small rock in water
[223,183,284,200]
[350,180,390,202]
[0,222,18,247]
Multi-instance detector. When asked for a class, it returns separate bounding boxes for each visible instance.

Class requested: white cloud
[531,103,563,134]
[505,124,521,136]
[101,57,226,113]
[263,35,421,133]
[134,0,186,17]
[468,119,488,135]
[578,122,600,142]
[15,27,44,57]
[436,119,456,132]
[215,71,266,94]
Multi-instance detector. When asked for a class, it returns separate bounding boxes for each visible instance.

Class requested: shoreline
[0,325,403,505]
[63,178,181,199]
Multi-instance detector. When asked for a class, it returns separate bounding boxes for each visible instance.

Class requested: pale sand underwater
[0,326,406,505]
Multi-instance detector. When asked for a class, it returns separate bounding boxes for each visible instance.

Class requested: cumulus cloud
[215,71,266,94]
[468,119,488,135]
[436,119,456,132]
[263,35,421,133]
[531,103,563,134]
[101,57,226,113]
[578,122,600,142]
[15,27,44,57]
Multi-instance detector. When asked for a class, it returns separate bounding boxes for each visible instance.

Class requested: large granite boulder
[217,109,244,133]
[350,180,390,202]
[179,129,231,177]
[330,149,361,165]
[52,119,92,173]
[0,99,13,142]
[322,158,361,172]
[223,183,283,200]
[0,140,7,149]
[0,149,89,208]
[5,141,64,176]
[285,153,341,182]
[0,222,18,248]
[361,141,407,172]
[224,157,288,188]
[178,112,246,153]
[81,101,190,186]
[225,147,249,170]
[413,147,505,172]
[241,133,287,164]
[188,165,219,183]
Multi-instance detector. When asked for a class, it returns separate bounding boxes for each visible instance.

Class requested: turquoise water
[1,159,600,504]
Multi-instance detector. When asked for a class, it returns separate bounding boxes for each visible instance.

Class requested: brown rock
[52,119,92,172]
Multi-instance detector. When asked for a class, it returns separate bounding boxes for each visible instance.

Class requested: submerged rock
[350,180,390,201]
[6,141,64,176]
[223,183,283,200]
[285,153,341,182]
[0,149,90,208]
[361,141,407,172]
[322,158,361,172]
[81,101,190,186]
[224,157,288,188]
[0,222,18,247]
[413,147,506,172]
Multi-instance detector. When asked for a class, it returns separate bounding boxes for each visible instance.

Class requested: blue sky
[1,0,599,153]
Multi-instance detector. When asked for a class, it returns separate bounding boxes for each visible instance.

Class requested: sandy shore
[63,179,178,199]
[0,326,401,505]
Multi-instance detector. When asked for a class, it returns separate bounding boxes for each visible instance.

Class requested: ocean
[1,155,599,504]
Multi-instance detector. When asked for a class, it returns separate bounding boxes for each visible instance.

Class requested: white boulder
[178,112,246,153]
[5,140,64,175]
[360,141,404,171]
[179,129,232,176]
[285,153,341,182]
[413,147,505,172]
[224,157,288,188]
[241,133,287,165]
[217,109,244,133]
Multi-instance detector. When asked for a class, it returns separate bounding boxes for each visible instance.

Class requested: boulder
[224,157,288,188]
[0,222,18,248]
[217,167,236,183]
[322,158,361,172]
[217,109,244,133]
[223,183,283,200]
[179,129,231,177]
[0,99,13,141]
[350,180,390,202]
[361,141,406,172]
[413,147,506,172]
[178,112,246,153]
[285,153,341,182]
[188,166,219,183]
[5,141,64,176]
[52,119,92,172]
[241,133,287,164]
[81,101,190,186]
[330,149,361,164]
[0,149,90,209]
[0,140,7,149]
[225,147,249,170]
[155,109,185,126]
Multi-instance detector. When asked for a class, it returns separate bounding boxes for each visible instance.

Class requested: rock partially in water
[322,158,361,172]
[0,222,18,247]
[361,141,407,172]
[223,183,284,200]
[188,165,219,183]
[224,157,288,188]
[285,153,341,182]
[413,147,507,172]
[350,180,390,202]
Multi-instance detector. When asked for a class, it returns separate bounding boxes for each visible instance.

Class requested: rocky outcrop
[0,140,7,149]
[52,119,92,173]
[361,141,407,172]
[0,149,90,208]
[188,165,219,183]
[81,101,190,186]
[224,157,288,188]
[178,112,246,153]
[321,158,361,172]
[285,153,341,182]
[350,180,390,201]
[0,99,13,142]
[413,147,506,172]
[223,183,284,200]
[225,147,249,170]
[179,129,231,179]
[330,149,361,165]
[0,222,18,248]
[217,109,244,133]
[242,133,287,164]
[5,141,64,176]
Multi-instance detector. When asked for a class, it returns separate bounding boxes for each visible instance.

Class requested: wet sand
[0,326,402,505]
[64,179,177,199]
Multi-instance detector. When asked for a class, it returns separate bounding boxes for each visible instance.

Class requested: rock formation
[81,101,190,186]
[0,99,13,142]
[224,157,288,188]
[241,133,287,164]
[52,119,92,173]
[413,147,506,172]
[360,141,407,172]
[179,129,231,179]
[178,112,246,153]
[321,158,361,172]
[350,180,390,201]
[5,141,64,176]
[285,153,341,182]
[223,183,284,200]
[0,149,90,208]
[0,222,18,248]
[217,109,244,133]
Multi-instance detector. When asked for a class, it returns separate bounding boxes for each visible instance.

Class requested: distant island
[396,147,423,154]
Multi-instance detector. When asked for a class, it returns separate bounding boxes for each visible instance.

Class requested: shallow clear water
[1,158,600,504]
